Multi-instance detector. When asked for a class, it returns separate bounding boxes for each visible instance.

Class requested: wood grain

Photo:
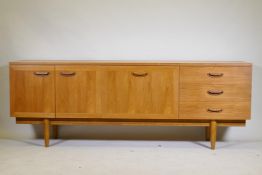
[55,66,179,119]
[55,65,97,115]
[180,84,251,102]
[180,66,252,84]
[210,121,217,150]
[15,118,246,127]
[9,61,252,149]
[179,65,252,121]
[97,66,179,117]
[180,102,251,120]
[10,65,55,118]
[44,119,50,147]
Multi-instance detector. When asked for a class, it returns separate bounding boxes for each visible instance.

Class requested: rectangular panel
[180,66,252,84]
[96,66,179,119]
[180,102,251,120]
[55,65,97,117]
[10,65,55,118]
[180,84,251,102]
[56,65,179,119]
[179,65,252,120]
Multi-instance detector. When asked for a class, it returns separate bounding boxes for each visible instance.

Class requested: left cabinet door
[10,65,55,118]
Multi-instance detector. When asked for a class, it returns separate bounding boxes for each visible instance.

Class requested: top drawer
[180,66,252,84]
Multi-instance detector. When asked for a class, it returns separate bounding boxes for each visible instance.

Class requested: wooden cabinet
[9,61,252,149]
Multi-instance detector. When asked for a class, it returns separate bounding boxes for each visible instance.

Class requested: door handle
[207,108,223,113]
[207,73,224,77]
[34,71,49,76]
[132,72,148,77]
[207,90,224,95]
[60,71,76,76]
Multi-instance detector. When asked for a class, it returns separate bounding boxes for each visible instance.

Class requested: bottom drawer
[179,102,250,120]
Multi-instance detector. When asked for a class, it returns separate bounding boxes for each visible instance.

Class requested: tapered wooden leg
[44,119,50,147]
[53,125,58,139]
[205,126,210,141]
[210,120,217,150]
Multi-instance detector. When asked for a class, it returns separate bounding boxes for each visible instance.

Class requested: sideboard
[9,60,252,149]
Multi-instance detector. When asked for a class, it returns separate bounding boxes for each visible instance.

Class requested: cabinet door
[55,65,97,117]
[55,65,179,119]
[97,66,179,119]
[10,65,55,118]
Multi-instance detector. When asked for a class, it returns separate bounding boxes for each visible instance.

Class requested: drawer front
[180,84,251,102]
[180,102,251,120]
[180,66,252,84]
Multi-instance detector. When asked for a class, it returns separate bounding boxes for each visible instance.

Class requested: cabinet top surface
[9,60,252,66]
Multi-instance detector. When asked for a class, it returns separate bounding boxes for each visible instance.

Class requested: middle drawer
[180,83,251,102]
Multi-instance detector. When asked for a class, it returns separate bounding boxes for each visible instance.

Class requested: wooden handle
[207,73,224,77]
[207,108,223,113]
[207,90,224,95]
[60,71,76,76]
[34,71,49,76]
[132,72,148,77]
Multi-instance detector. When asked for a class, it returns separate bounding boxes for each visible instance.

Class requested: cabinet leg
[44,119,50,147]
[205,126,210,141]
[53,125,58,139]
[210,120,217,150]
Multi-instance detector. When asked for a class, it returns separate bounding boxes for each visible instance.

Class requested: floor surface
[0,139,261,175]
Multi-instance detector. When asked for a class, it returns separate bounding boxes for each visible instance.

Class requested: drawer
[180,84,251,102]
[180,66,252,84]
[179,102,251,120]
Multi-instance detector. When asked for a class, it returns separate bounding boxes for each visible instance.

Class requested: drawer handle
[132,72,148,77]
[207,90,224,95]
[60,71,76,76]
[34,71,49,76]
[207,73,224,77]
[207,108,223,113]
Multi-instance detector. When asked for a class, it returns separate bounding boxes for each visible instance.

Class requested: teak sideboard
[9,60,252,149]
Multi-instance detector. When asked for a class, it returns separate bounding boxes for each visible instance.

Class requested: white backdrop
[0,0,261,140]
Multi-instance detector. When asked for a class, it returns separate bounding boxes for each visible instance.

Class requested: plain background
[0,0,261,141]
